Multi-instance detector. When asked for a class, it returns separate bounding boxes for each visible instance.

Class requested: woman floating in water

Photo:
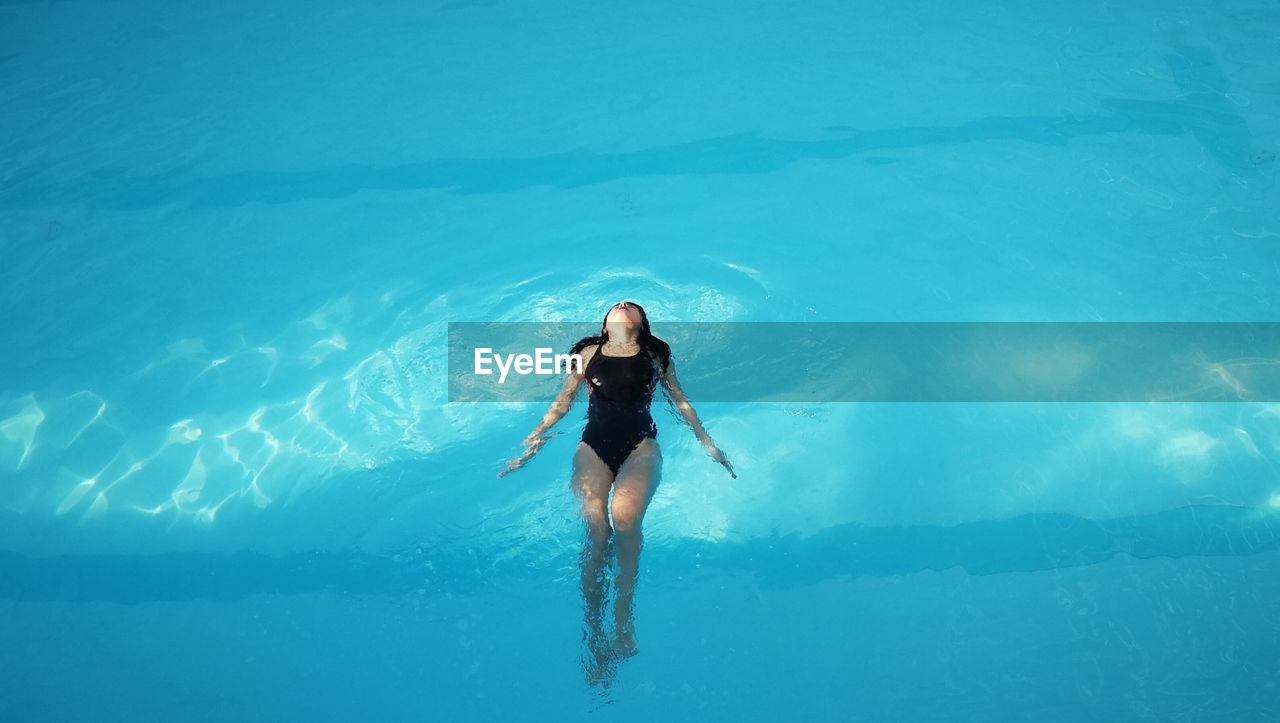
[498,300,735,685]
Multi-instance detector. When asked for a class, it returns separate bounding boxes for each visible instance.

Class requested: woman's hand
[703,440,736,478]
[498,431,559,478]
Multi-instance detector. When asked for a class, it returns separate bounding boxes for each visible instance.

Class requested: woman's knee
[572,468,613,526]
[584,506,611,537]
[573,489,609,532]
[610,492,646,535]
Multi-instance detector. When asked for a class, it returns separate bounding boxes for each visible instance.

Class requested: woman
[498,300,735,684]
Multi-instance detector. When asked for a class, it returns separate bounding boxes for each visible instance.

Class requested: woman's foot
[612,632,639,660]
[582,625,617,687]
[584,655,615,687]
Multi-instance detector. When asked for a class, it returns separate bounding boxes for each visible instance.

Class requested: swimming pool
[2,0,1279,719]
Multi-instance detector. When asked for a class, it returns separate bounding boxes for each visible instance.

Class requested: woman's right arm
[524,353,588,441]
[498,346,592,477]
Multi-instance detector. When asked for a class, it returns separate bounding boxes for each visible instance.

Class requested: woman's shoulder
[576,341,600,370]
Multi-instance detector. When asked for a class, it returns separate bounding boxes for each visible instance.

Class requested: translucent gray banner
[447,322,1280,402]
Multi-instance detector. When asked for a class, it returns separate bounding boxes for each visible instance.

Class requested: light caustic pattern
[0,285,468,527]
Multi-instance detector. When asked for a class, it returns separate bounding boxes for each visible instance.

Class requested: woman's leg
[571,441,616,683]
[609,437,662,657]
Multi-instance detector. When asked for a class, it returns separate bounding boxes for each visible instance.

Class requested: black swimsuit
[581,343,659,475]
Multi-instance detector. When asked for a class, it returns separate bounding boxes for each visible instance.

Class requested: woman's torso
[584,343,657,428]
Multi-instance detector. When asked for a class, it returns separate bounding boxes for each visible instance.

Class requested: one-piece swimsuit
[581,342,658,475]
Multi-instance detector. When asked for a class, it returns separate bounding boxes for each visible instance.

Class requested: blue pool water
[3,0,1280,719]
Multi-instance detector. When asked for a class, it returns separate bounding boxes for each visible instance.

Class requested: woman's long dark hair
[569,301,671,375]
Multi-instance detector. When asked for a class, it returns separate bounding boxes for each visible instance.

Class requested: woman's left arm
[660,357,736,478]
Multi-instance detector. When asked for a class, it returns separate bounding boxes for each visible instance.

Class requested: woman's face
[605,300,642,326]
